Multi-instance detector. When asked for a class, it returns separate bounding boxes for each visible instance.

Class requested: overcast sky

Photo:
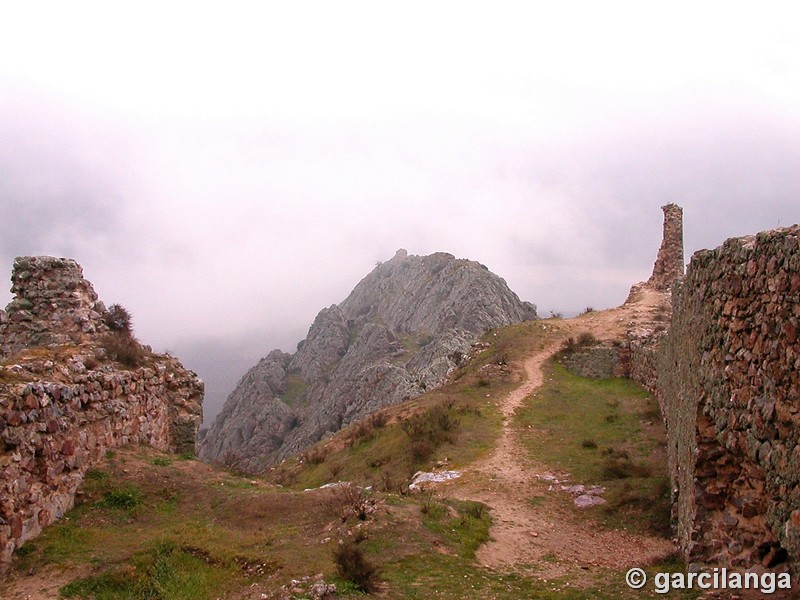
[2,2,799,425]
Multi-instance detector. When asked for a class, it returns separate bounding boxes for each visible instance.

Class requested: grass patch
[515,359,670,535]
[280,373,307,407]
[421,499,491,559]
[60,541,239,600]
[98,485,144,511]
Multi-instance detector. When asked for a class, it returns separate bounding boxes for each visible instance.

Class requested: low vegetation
[272,320,565,492]
[560,331,598,354]
[515,359,671,535]
[100,330,148,368]
[5,318,689,599]
[333,539,379,593]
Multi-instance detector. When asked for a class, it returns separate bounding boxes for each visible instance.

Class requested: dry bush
[101,331,147,368]
[327,483,375,523]
[300,446,327,465]
[561,332,598,355]
[368,411,388,429]
[333,539,378,592]
[103,303,133,333]
[347,420,375,448]
[346,412,389,448]
[377,469,408,495]
[602,457,652,479]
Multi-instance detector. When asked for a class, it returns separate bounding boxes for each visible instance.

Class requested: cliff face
[0,256,203,563]
[200,250,537,472]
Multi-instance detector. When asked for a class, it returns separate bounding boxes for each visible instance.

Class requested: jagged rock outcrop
[0,256,203,563]
[200,249,537,472]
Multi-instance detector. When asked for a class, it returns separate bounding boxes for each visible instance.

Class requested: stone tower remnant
[0,256,110,359]
[647,203,684,291]
[0,256,204,563]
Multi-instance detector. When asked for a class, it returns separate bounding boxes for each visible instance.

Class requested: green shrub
[401,403,458,443]
[400,402,460,465]
[98,485,143,510]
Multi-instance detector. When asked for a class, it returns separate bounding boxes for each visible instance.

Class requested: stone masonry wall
[559,345,626,379]
[659,226,800,571]
[628,336,662,395]
[0,256,110,358]
[647,203,684,292]
[621,204,682,394]
[0,257,203,564]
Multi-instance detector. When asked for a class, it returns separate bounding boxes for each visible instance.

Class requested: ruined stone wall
[628,337,662,395]
[0,256,203,563]
[559,346,626,379]
[0,257,110,359]
[647,203,684,292]
[659,226,800,571]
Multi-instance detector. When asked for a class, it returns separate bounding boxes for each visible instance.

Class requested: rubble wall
[659,226,800,570]
[0,256,203,563]
[0,256,109,359]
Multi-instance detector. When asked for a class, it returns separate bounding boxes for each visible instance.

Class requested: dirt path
[448,291,675,578]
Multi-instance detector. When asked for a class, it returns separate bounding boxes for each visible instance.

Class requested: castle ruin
[0,257,203,563]
[647,203,685,291]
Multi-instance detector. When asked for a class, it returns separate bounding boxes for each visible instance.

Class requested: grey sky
[2,2,800,425]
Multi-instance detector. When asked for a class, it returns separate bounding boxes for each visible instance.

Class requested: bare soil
[447,289,676,579]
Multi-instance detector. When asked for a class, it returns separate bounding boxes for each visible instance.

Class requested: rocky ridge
[200,249,536,472]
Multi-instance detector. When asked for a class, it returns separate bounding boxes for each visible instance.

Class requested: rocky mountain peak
[200,250,536,473]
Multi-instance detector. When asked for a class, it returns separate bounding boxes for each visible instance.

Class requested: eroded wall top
[646,203,684,292]
[0,256,110,359]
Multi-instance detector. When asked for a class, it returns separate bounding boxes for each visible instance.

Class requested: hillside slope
[200,249,536,472]
[4,297,701,600]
